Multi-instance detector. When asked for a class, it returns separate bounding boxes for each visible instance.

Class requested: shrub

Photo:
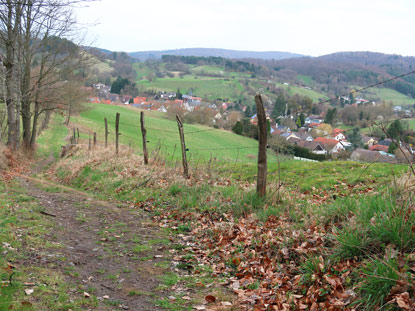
[293,145,326,161]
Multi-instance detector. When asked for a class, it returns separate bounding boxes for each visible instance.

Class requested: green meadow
[71,103,267,162]
[275,82,329,102]
[136,76,245,101]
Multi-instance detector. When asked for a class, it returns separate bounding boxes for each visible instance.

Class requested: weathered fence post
[115,112,120,155]
[77,128,80,143]
[88,133,92,151]
[176,115,189,178]
[255,94,267,197]
[140,111,149,165]
[73,128,76,144]
[93,132,97,146]
[104,118,108,148]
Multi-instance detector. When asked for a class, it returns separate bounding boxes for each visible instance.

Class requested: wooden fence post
[176,115,189,178]
[73,128,76,144]
[140,111,149,165]
[104,118,108,148]
[88,133,91,151]
[115,112,120,155]
[255,94,267,197]
[93,132,97,146]
[77,128,80,144]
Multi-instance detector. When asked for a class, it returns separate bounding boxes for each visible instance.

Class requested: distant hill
[128,48,304,61]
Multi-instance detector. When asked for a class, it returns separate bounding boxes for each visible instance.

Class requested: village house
[133,96,146,105]
[295,140,327,155]
[281,132,300,140]
[332,128,346,141]
[305,115,324,125]
[314,137,345,154]
[361,135,377,147]
[351,148,396,163]
[370,144,389,152]
[158,105,167,113]
[377,138,393,147]
[292,131,313,141]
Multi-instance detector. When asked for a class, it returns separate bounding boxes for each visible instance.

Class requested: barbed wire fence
[63,64,415,197]
[63,95,269,196]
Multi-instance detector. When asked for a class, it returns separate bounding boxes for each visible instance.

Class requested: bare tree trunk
[41,109,51,131]
[65,101,73,125]
[255,94,267,197]
[4,1,17,149]
[30,101,40,149]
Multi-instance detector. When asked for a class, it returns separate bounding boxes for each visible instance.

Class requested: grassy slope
[36,114,69,159]
[51,140,412,310]
[133,62,154,80]
[354,86,415,106]
[137,76,245,101]
[296,74,313,85]
[275,82,328,102]
[189,65,250,78]
[72,103,267,162]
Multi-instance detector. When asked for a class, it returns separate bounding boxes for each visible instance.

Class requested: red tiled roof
[134,97,146,104]
[333,128,344,134]
[308,122,320,128]
[314,137,339,148]
[369,144,389,152]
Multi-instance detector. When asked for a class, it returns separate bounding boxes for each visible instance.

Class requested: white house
[333,132,346,141]
[158,105,167,113]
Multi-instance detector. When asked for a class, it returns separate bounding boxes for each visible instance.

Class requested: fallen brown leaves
[150,203,364,311]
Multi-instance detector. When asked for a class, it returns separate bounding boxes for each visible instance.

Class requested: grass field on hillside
[189,65,251,78]
[136,76,245,101]
[356,86,415,106]
[296,74,313,86]
[36,114,69,159]
[133,62,154,80]
[276,82,328,102]
[72,103,266,162]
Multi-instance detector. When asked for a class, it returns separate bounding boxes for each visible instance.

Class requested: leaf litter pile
[141,184,415,310]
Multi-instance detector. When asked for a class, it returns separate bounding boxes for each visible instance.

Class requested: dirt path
[18,156,168,310]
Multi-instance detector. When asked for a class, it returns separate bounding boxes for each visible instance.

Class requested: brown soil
[18,155,167,310]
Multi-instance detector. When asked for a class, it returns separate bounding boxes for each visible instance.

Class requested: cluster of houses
[88,83,413,163]
[251,113,406,163]
[88,83,239,121]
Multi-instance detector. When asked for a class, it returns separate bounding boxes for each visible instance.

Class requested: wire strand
[318,70,415,105]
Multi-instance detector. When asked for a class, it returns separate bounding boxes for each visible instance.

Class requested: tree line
[161,55,259,74]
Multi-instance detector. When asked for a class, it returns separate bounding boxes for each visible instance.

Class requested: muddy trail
[17,156,169,310]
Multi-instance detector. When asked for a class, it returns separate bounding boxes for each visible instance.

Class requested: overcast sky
[75,0,415,57]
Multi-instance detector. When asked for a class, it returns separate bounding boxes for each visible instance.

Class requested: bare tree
[0,0,95,149]
[0,0,24,149]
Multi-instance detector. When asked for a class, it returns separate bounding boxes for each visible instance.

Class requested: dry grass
[52,144,193,190]
[396,170,415,201]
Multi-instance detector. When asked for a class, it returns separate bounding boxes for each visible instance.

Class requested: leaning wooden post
[93,132,97,146]
[77,128,80,143]
[104,118,108,148]
[88,133,92,151]
[73,128,76,144]
[176,115,189,178]
[140,111,149,165]
[255,94,267,197]
[115,112,120,155]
